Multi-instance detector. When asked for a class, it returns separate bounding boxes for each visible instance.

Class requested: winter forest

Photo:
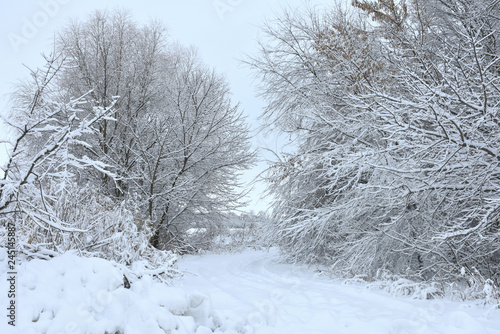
[1,0,500,333]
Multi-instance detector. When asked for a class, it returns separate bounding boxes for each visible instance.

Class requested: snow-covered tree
[1,10,255,259]
[250,0,500,281]
[356,0,500,280]
[138,49,255,250]
[57,10,255,251]
[0,53,121,258]
[57,9,166,197]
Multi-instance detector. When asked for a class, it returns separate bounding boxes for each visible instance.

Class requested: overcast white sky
[0,0,335,213]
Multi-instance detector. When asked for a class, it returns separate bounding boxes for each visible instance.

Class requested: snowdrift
[0,249,231,334]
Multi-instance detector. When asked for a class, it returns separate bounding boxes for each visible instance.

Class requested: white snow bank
[0,248,229,334]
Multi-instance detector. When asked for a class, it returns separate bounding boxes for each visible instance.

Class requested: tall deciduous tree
[250,0,500,281]
[57,10,255,250]
[57,10,166,196]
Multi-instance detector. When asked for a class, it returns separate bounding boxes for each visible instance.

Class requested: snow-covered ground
[0,250,199,334]
[1,248,499,333]
[178,249,500,334]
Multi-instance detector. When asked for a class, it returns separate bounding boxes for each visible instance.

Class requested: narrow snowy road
[178,249,500,334]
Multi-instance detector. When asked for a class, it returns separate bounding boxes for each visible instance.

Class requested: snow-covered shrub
[185,213,270,253]
[211,224,267,252]
[4,181,180,280]
[457,268,500,305]
[367,269,444,300]
[343,267,500,306]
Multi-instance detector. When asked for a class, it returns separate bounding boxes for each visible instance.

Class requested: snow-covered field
[1,248,499,334]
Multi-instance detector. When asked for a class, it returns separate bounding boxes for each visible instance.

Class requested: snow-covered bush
[1,181,180,280]
[340,265,500,306]
[366,269,444,300]
[184,213,270,253]
[457,268,500,305]
[210,224,267,253]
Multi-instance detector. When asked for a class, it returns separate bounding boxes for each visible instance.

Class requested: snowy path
[178,249,500,334]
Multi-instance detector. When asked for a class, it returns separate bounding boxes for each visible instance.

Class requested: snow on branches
[249,0,500,285]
